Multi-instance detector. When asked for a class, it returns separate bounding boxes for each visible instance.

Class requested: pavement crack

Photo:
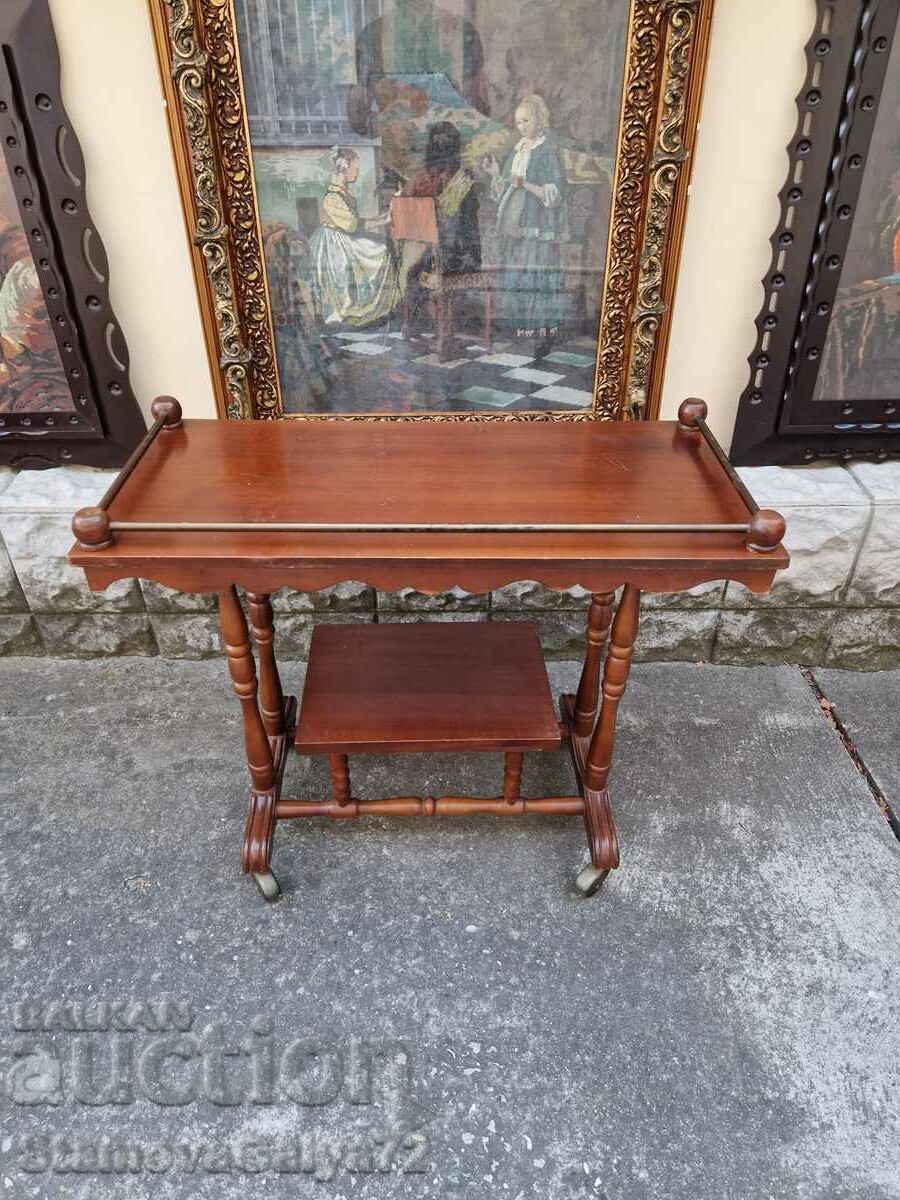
[800,666,900,843]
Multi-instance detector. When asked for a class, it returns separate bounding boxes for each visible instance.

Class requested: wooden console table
[70,398,788,901]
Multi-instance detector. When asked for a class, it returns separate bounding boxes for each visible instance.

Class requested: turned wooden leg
[219,586,275,794]
[573,591,616,738]
[219,586,279,891]
[329,754,351,806]
[503,751,523,803]
[246,592,285,738]
[558,592,615,845]
[580,584,641,874]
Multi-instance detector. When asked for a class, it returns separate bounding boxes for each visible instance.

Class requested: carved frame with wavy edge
[731,0,900,466]
[148,0,713,421]
[0,0,146,466]
[619,0,713,420]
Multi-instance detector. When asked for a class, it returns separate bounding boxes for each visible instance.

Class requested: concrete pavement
[0,658,898,1199]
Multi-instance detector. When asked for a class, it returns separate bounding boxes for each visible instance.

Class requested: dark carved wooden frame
[0,0,145,469]
[731,0,900,467]
[148,0,714,423]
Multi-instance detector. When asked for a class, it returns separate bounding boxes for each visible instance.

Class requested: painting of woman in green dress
[308,147,400,328]
[482,95,567,337]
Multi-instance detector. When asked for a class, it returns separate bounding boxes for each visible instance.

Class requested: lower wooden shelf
[266,619,612,900]
[293,620,562,755]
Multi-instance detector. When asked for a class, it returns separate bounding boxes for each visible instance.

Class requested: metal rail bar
[109,519,750,534]
[96,412,167,513]
[695,416,759,515]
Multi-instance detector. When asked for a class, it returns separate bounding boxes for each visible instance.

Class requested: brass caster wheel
[574,865,610,897]
[252,871,281,902]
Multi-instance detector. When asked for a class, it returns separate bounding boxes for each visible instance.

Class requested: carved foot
[561,692,619,878]
[582,786,619,871]
[242,788,278,876]
[241,695,296,880]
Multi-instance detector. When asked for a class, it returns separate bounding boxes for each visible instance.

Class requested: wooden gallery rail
[70,398,788,902]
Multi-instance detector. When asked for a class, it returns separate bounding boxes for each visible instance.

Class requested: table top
[70,419,788,596]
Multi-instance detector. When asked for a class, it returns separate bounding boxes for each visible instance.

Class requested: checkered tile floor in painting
[318,324,597,415]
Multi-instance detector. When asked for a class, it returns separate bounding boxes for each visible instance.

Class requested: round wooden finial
[72,505,112,550]
[746,507,786,553]
[150,395,183,429]
[677,397,708,430]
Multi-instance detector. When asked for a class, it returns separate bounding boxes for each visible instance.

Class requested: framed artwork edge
[731,0,900,467]
[147,0,230,423]
[148,0,714,423]
[0,0,146,468]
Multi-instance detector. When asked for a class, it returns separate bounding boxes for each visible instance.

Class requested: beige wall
[48,0,816,439]
[661,0,817,445]
[48,0,217,421]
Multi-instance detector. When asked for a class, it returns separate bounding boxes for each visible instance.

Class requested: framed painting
[150,0,713,421]
[732,0,900,466]
[0,0,145,468]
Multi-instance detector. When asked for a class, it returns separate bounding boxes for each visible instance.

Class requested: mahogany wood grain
[584,585,642,795]
[294,622,561,754]
[503,752,524,803]
[70,420,788,598]
[103,420,754,525]
[66,417,790,897]
[241,695,296,876]
[275,796,584,819]
[246,592,285,738]
[572,591,615,738]
[219,584,292,877]
[329,754,352,806]
[219,585,275,793]
[581,584,642,869]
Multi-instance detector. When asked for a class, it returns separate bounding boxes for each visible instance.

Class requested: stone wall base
[1,462,898,671]
[2,599,896,670]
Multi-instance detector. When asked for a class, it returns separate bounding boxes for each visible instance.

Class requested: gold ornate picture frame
[149,0,713,422]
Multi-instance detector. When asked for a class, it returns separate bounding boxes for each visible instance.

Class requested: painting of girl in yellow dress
[308,147,400,328]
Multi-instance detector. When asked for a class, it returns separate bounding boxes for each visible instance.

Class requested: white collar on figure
[514,133,546,153]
